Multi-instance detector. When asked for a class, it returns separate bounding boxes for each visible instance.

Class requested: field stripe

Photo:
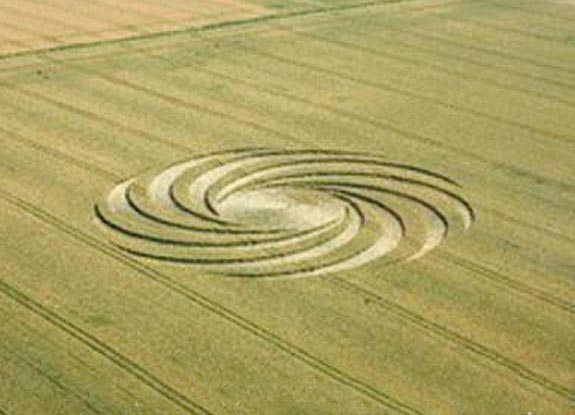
[238,45,574,144]
[2,66,574,307]
[0,125,119,182]
[376,22,575,77]
[198,13,575,96]
[166,59,575,212]
[4,60,573,242]
[2,36,573,240]
[347,21,575,91]
[0,68,304,144]
[133,47,575,199]
[194,2,575,86]
[431,13,569,44]
[0,82,206,154]
[3,0,574,89]
[0,189,424,415]
[484,208,575,246]
[327,277,575,398]
[0,339,108,415]
[0,31,302,158]
[387,0,575,44]
[0,0,415,62]
[23,44,575,197]
[0,250,214,415]
[193,1,575,93]
[0,128,572,402]
[443,18,560,43]
[438,252,574,314]
[479,0,575,24]
[6,5,574,143]
[0,301,151,407]
[1,111,569,254]
[0,0,572,380]
[0,15,307,148]
[0,275,214,415]
[0,2,455,77]
[2,4,573,197]
[294,26,575,107]
[417,10,575,70]
[352,25,575,92]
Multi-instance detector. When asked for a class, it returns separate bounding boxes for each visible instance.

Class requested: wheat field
[0,0,573,414]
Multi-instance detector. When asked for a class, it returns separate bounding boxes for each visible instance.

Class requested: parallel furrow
[0,189,424,415]
[327,277,575,399]
[1,129,572,403]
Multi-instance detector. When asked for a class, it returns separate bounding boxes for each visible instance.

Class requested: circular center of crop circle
[216,187,346,230]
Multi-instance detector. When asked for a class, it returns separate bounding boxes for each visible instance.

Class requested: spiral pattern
[94,148,475,278]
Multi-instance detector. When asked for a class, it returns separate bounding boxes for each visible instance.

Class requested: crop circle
[94,148,475,278]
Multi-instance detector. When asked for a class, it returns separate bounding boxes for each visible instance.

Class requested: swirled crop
[94,148,475,278]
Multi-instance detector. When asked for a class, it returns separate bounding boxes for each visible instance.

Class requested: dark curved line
[266,151,459,185]
[112,177,445,274]
[139,148,314,233]
[318,181,450,238]
[168,181,240,227]
[339,192,366,227]
[168,178,291,234]
[208,153,459,201]
[145,148,431,235]
[333,189,407,237]
[262,180,451,239]
[242,171,475,222]
[94,202,347,248]
[124,182,283,235]
[174,150,292,220]
[203,187,222,218]
[202,150,459,213]
[113,203,361,265]
[153,148,285,229]
[221,191,408,278]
